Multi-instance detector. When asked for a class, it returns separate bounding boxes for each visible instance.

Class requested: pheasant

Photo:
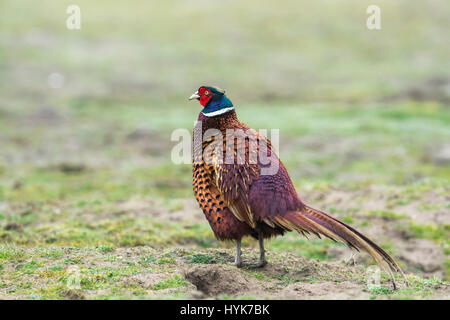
[188,85,407,289]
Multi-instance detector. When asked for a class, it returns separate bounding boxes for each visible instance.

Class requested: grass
[368,276,448,299]
[268,237,335,261]
[185,254,216,264]
[155,275,188,291]
[368,210,407,220]
[0,246,447,299]
[407,223,450,243]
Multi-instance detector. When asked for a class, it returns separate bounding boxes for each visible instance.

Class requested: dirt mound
[184,265,256,296]
[276,281,368,300]
[25,107,66,126]
[127,273,168,289]
[60,289,86,300]
[399,239,444,276]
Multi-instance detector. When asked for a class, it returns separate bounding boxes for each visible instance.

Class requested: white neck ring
[201,106,235,117]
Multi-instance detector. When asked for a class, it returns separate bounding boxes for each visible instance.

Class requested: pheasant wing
[209,128,263,228]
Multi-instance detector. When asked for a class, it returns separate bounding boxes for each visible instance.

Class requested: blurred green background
[0,0,449,299]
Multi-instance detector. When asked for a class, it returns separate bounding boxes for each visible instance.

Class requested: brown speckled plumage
[193,111,286,241]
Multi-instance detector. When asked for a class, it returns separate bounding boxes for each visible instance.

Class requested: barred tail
[279,205,408,289]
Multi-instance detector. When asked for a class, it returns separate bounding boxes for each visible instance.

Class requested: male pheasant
[189,85,407,289]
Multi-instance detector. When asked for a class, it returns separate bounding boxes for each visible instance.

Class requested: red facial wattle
[198,88,212,106]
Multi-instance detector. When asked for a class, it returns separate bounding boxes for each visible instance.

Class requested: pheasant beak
[188,91,200,100]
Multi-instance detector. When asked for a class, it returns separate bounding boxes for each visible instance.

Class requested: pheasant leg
[257,232,267,267]
[234,239,243,267]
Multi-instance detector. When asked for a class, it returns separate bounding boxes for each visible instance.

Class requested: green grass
[140,256,176,265]
[407,223,450,242]
[367,285,393,295]
[268,237,336,261]
[249,272,267,280]
[368,210,407,220]
[185,254,216,264]
[154,275,188,290]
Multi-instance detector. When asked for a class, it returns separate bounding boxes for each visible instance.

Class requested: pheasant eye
[204,90,209,95]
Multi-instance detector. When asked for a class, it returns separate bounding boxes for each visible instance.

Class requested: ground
[1,247,448,300]
[0,0,449,299]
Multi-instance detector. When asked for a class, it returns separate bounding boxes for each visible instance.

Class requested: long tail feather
[283,205,408,289]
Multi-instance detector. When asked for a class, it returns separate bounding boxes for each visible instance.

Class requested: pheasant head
[189,85,234,117]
